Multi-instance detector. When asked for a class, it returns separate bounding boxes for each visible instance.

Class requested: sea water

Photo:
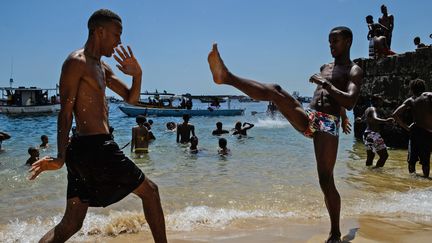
[0,101,431,242]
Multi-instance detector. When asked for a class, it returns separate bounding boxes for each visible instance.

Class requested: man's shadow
[341,228,360,243]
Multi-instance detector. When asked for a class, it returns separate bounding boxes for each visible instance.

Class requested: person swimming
[212,121,229,135]
[26,147,40,166]
[232,121,254,136]
[218,138,231,155]
[189,136,199,154]
[40,135,49,149]
[166,121,177,131]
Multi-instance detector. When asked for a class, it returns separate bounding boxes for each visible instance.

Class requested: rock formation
[353,46,432,148]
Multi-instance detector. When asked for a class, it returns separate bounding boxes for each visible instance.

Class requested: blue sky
[0,0,430,97]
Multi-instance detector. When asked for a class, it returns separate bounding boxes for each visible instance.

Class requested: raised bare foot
[207,43,231,85]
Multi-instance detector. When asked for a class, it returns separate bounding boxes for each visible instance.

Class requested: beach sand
[84,216,432,243]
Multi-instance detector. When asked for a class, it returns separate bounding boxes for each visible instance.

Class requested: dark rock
[353,46,432,148]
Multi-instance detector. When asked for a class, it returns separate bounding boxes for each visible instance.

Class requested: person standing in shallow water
[177,114,195,143]
[212,121,229,135]
[29,9,167,243]
[207,26,363,243]
[131,115,150,155]
[355,97,394,168]
[392,79,432,178]
[232,121,254,136]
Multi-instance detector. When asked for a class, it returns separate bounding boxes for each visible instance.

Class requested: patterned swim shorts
[363,129,386,152]
[303,108,340,138]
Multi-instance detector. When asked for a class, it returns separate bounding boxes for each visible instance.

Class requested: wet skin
[28,19,167,243]
[208,29,363,241]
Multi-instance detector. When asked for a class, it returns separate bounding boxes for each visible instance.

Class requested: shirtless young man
[212,121,229,135]
[355,97,394,168]
[176,114,195,143]
[28,9,167,242]
[392,79,432,178]
[232,121,254,136]
[131,115,150,155]
[378,4,394,48]
[208,26,363,242]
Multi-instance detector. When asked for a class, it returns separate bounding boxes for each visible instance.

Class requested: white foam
[166,206,296,231]
[351,187,432,220]
[0,206,296,242]
[0,211,147,242]
[254,117,291,129]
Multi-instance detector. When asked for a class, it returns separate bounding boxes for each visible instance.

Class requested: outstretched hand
[29,156,64,180]
[309,74,326,86]
[113,45,142,77]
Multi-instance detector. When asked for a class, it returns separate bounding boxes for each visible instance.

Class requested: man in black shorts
[29,9,167,242]
[393,79,432,178]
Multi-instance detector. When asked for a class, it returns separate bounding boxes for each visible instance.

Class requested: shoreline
[89,215,432,243]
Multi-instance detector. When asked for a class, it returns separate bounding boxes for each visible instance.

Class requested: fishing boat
[197,95,227,103]
[118,92,244,117]
[0,85,60,114]
[238,96,259,103]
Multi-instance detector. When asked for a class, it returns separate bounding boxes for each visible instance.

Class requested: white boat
[0,86,60,114]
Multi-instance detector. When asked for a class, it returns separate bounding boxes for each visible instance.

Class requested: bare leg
[313,132,341,242]
[420,155,430,178]
[208,43,309,132]
[39,197,89,243]
[375,149,388,168]
[133,177,167,243]
[365,150,375,166]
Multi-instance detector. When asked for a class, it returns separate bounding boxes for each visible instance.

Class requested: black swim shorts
[65,134,145,207]
[407,125,432,166]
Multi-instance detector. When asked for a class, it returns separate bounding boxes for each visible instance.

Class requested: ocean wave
[254,118,291,128]
[351,187,432,219]
[0,206,296,242]
[3,188,432,243]
[166,205,296,231]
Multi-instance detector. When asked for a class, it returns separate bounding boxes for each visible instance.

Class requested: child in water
[218,138,231,155]
[189,136,199,154]
[40,135,49,148]
[26,147,40,166]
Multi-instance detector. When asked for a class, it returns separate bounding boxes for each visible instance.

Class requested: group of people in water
[130,113,252,157]
[25,135,50,166]
[0,7,426,243]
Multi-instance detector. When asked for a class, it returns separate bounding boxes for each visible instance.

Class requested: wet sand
[87,216,432,243]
